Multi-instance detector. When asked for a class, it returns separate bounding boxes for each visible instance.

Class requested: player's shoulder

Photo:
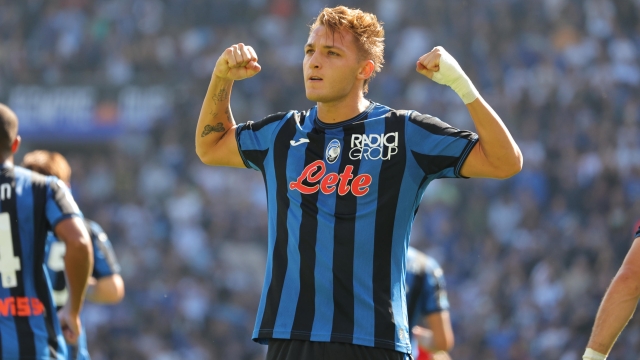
[367,103,407,120]
[423,254,444,277]
[402,110,458,134]
[376,106,451,130]
[13,165,60,188]
[242,110,303,130]
[83,218,107,239]
[407,246,429,273]
[407,247,444,276]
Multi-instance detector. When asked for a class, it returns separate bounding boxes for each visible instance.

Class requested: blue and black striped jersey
[405,247,449,330]
[46,219,121,360]
[0,164,82,360]
[235,102,477,353]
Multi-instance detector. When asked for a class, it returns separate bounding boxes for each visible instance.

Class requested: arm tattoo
[212,88,228,104]
[201,123,225,137]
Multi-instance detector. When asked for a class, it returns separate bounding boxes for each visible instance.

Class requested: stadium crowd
[2,0,640,359]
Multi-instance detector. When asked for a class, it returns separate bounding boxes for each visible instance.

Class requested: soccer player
[583,223,640,360]
[22,150,125,360]
[405,247,453,360]
[195,6,522,359]
[0,104,93,359]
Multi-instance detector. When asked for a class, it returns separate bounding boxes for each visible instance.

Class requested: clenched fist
[58,304,81,345]
[213,43,261,81]
[416,46,479,104]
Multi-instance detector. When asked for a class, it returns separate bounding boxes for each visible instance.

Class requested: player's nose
[307,53,321,69]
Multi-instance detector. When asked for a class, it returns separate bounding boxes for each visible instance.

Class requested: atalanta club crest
[326,139,341,164]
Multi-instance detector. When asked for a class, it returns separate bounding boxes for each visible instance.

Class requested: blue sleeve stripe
[454,135,479,178]
[238,119,283,151]
[92,235,120,277]
[48,213,81,229]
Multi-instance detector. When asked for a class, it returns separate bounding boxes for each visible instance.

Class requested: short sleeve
[86,220,121,278]
[45,177,82,228]
[235,112,291,171]
[422,257,450,315]
[406,111,478,179]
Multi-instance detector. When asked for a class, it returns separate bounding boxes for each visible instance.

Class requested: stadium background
[1,0,640,359]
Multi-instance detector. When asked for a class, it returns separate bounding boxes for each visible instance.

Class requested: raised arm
[584,237,640,359]
[195,43,261,167]
[416,47,522,179]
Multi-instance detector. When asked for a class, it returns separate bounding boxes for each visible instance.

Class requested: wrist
[431,52,479,104]
[212,74,234,85]
[583,348,607,360]
[65,306,80,318]
[450,75,479,104]
[414,330,435,350]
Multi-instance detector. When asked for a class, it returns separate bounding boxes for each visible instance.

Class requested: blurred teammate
[195,6,521,359]
[583,223,640,360]
[0,104,92,359]
[22,150,124,360]
[405,247,453,360]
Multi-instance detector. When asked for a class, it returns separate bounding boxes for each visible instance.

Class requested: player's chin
[305,89,335,103]
[305,91,324,102]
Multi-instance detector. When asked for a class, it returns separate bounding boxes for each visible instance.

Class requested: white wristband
[583,348,607,360]
[431,50,479,104]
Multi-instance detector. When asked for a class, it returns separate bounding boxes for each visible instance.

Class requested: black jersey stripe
[291,126,325,338]
[242,150,269,174]
[248,112,289,132]
[258,117,298,336]
[410,152,460,177]
[0,169,37,358]
[408,113,465,137]
[372,112,406,348]
[32,176,60,359]
[330,121,366,343]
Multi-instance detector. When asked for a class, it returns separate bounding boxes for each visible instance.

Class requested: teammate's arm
[426,310,454,352]
[195,43,261,167]
[85,275,124,304]
[412,311,454,353]
[53,217,93,344]
[416,47,522,179]
[584,237,640,359]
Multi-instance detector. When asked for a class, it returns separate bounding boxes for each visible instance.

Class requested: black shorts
[266,339,412,360]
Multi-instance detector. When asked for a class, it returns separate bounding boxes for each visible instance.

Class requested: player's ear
[11,136,21,154]
[357,60,375,80]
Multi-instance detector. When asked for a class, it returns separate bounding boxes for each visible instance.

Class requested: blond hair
[21,150,72,184]
[311,6,385,93]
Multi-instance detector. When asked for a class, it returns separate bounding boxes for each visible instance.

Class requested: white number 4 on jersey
[0,213,21,288]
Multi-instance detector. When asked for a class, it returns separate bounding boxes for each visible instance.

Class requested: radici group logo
[349,132,399,160]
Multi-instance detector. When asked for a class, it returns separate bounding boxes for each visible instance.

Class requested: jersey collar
[314,101,376,129]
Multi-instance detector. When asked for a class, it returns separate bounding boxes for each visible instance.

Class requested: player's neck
[0,156,13,167]
[316,93,370,124]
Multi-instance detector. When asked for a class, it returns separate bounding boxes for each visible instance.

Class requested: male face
[303,26,367,103]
